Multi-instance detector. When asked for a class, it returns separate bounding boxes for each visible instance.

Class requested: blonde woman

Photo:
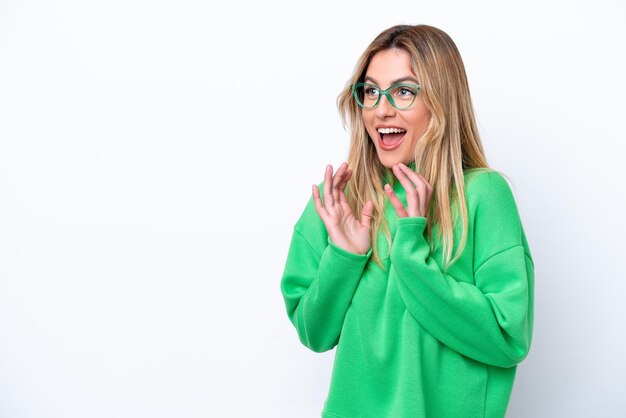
[280,24,534,418]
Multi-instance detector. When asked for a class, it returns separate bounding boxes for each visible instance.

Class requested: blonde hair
[337,24,491,272]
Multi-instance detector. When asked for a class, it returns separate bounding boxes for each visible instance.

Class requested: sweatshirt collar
[382,160,418,185]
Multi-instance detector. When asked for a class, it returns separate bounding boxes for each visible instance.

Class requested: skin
[362,48,431,169]
[311,48,434,255]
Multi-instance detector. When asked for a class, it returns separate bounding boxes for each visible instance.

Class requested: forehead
[365,48,416,84]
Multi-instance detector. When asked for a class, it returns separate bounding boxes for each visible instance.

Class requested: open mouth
[378,128,406,151]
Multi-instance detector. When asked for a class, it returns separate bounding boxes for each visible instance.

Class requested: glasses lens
[354,83,378,109]
[389,84,418,110]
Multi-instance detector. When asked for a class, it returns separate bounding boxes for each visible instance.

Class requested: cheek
[410,108,430,131]
[361,114,376,137]
[361,111,371,125]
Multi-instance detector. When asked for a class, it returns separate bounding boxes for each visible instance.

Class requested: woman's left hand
[384,163,433,219]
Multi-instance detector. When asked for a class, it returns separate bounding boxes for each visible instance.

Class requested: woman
[279,24,534,418]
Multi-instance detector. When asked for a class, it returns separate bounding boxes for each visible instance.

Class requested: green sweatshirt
[280,164,534,418]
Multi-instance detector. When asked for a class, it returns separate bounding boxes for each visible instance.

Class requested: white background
[1,0,625,417]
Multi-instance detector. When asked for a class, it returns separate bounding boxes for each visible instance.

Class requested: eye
[364,86,380,97]
[396,86,416,97]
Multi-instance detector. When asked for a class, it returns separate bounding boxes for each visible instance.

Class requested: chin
[376,150,408,168]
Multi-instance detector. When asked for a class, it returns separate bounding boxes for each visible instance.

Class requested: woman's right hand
[312,163,375,255]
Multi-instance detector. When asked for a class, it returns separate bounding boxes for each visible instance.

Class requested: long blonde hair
[337,24,490,272]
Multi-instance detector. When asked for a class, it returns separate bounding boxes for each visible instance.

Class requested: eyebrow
[364,76,419,85]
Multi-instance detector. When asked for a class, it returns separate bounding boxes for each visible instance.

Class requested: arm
[280,195,372,353]
[390,172,534,368]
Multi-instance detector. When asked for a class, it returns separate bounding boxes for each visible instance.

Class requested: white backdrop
[1,1,625,417]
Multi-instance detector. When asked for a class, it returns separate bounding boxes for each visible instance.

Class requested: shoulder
[464,168,510,193]
[464,168,525,261]
[463,168,517,213]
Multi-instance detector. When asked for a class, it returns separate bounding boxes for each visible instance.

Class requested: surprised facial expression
[361,48,431,168]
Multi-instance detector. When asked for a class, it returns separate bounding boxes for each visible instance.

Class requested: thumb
[360,201,375,230]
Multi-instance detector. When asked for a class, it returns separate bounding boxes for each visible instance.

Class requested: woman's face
[361,48,431,168]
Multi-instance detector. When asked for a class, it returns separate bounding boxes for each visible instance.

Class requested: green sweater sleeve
[280,200,372,353]
[390,172,534,368]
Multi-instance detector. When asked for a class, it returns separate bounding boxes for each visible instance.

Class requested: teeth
[377,127,406,134]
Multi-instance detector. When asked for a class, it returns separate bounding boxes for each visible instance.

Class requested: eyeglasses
[352,82,421,110]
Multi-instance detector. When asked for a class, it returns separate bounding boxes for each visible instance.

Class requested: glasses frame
[352,82,421,110]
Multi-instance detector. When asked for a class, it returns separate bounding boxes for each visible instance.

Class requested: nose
[376,94,396,118]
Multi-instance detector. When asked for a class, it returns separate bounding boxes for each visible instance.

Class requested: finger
[323,164,334,207]
[398,163,431,193]
[398,163,433,195]
[337,181,354,217]
[398,163,427,216]
[332,162,348,204]
[399,164,432,216]
[413,170,433,216]
[384,183,408,218]
[393,165,419,217]
[338,167,352,192]
[338,171,352,206]
[360,200,375,229]
[338,182,350,207]
[336,166,352,212]
[423,183,434,217]
[312,184,329,221]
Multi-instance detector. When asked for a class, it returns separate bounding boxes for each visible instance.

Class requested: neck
[382,160,418,184]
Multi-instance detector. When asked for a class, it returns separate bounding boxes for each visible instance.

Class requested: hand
[312,162,375,255]
[384,163,433,218]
